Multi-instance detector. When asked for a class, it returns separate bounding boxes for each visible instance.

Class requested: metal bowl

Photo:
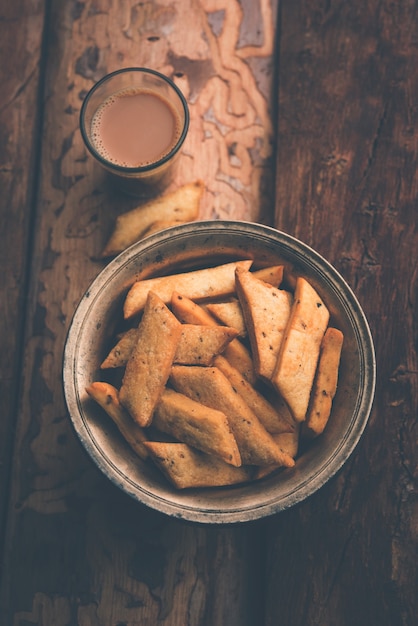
[63,221,376,523]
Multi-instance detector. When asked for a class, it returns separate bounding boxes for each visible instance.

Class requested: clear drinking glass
[80,67,189,196]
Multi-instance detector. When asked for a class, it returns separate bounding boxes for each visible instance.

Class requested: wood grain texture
[46,0,279,257]
[1,0,417,623]
[0,0,45,532]
[0,1,278,624]
[268,1,418,624]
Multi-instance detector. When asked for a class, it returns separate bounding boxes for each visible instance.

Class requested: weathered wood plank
[267,1,418,624]
[7,484,265,625]
[0,0,46,536]
[0,1,279,623]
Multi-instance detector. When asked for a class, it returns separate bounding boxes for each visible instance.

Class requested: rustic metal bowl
[63,221,376,523]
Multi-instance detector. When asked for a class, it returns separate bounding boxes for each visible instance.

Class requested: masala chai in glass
[80,68,189,196]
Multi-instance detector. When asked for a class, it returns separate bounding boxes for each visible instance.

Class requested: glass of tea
[80,67,190,196]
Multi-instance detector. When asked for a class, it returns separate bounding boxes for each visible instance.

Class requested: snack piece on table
[235,266,293,380]
[101,180,204,257]
[119,291,182,427]
[153,388,241,466]
[303,327,344,437]
[144,442,251,489]
[170,365,295,468]
[86,381,149,460]
[123,260,253,319]
[271,277,330,422]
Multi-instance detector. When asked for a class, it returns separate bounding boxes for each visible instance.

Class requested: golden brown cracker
[153,388,241,466]
[304,327,344,437]
[272,277,330,422]
[144,442,251,489]
[124,260,253,319]
[235,267,293,380]
[119,291,182,426]
[86,382,149,460]
[170,365,295,468]
[101,180,204,257]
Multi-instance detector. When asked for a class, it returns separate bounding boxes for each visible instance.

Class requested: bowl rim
[63,220,376,523]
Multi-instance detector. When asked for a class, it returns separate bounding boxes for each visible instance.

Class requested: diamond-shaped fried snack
[101,180,204,257]
[235,267,293,381]
[271,277,330,422]
[174,324,238,365]
[101,324,238,369]
[170,365,295,468]
[303,327,344,437]
[124,260,253,319]
[205,299,247,337]
[171,292,256,384]
[119,292,182,427]
[153,388,241,466]
[144,442,251,489]
[213,355,295,435]
[86,381,149,460]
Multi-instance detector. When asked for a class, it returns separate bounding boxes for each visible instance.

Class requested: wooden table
[1,1,417,624]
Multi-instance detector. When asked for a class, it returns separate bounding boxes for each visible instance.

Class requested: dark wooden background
[0,1,417,625]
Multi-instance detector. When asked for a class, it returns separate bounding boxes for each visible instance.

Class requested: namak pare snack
[86,260,343,489]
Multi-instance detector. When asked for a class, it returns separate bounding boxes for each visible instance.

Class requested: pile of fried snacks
[86,260,343,489]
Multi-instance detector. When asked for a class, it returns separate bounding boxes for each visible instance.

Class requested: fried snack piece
[119,292,182,426]
[262,383,295,428]
[86,382,149,460]
[171,291,219,325]
[253,265,284,287]
[205,299,247,337]
[101,323,238,369]
[101,180,204,257]
[174,324,238,365]
[271,277,330,422]
[101,328,138,368]
[153,388,241,466]
[272,427,300,459]
[254,427,300,480]
[221,339,256,385]
[124,260,253,319]
[235,267,293,380]
[170,365,295,468]
[213,355,295,435]
[144,442,251,489]
[171,292,256,384]
[303,327,344,437]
